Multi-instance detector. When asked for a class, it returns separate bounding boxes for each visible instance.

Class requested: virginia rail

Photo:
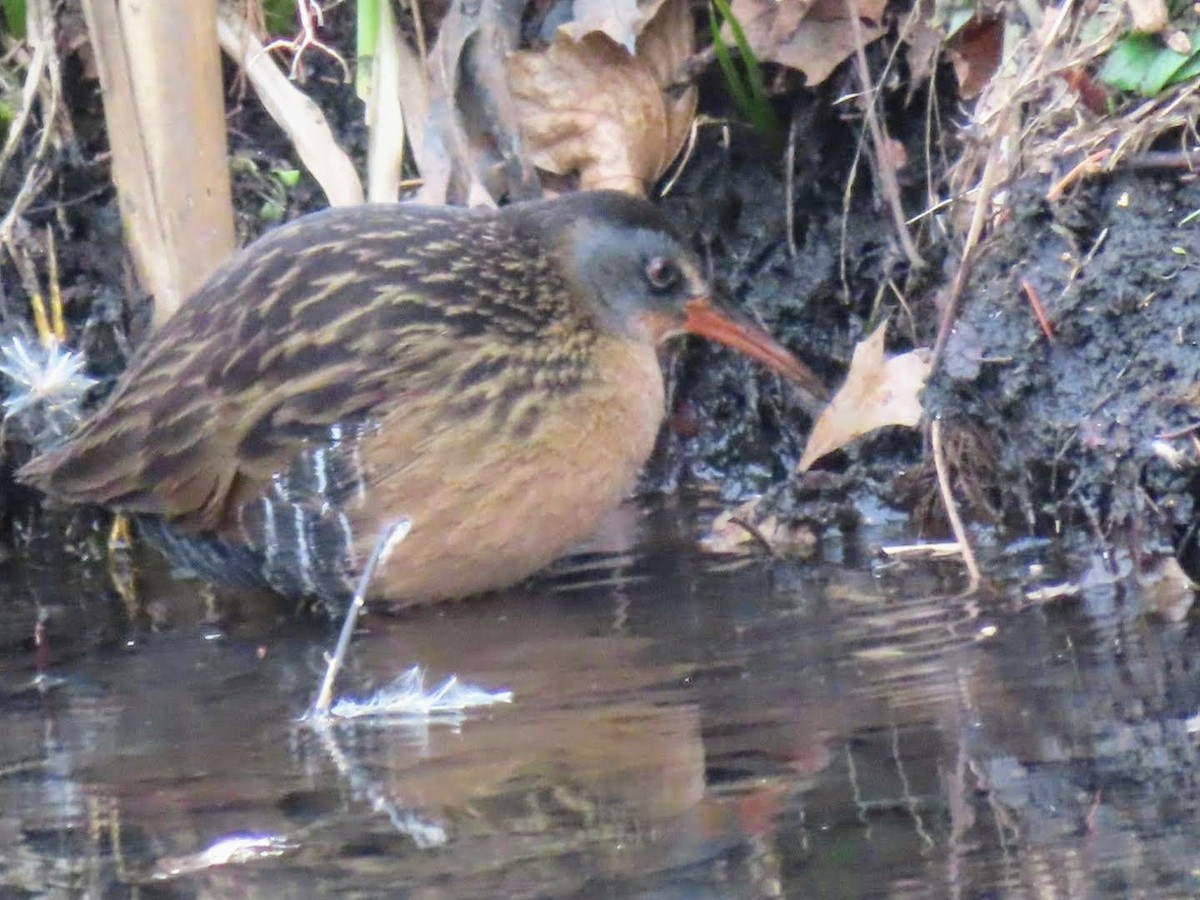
[19,191,825,608]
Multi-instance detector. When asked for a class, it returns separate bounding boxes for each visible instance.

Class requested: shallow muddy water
[2,505,1198,898]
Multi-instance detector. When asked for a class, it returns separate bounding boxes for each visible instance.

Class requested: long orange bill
[683,297,828,401]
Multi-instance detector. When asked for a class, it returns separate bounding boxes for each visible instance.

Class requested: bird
[18,191,826,610]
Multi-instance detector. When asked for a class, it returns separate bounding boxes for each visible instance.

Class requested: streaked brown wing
[18,203,520,529]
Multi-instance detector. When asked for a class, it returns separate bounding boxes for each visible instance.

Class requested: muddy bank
[669,123,1200,578]
[925,172,1200,565]
[649,81,944,502]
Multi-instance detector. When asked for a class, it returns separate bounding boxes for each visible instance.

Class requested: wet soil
[926,172,1200,565]
[660,109,1200,584]
[649,57,946,494]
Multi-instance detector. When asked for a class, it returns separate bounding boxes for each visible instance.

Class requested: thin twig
[0,0,60,247]
[1059,226,1109,291]
[845,0,923,269]
[1046,149,1111,201]
[310,517,412,716]
[931,419,982,589]
[1124,147,1200,171]
[659,115,702,198]
[932,143,1003,365]
[785,114,799,262]
[260,0,350,83]
[218,8,364,206]
[1157,421,1200,441]
[1019,278,1055,342]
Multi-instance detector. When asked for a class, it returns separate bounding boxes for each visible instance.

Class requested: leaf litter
[798,322,933,473]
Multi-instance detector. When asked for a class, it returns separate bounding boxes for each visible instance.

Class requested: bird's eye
[644,256,681,293]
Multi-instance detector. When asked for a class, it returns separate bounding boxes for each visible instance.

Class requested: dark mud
[925,172,1200,569]
[649,71,943,501]
[659,100,1200,580]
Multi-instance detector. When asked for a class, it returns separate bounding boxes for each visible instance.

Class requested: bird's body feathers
[20,192,817,608]
[20,197,675,604]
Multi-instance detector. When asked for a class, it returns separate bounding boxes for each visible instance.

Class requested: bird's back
[18,198,669,606]
[21,203,590,519]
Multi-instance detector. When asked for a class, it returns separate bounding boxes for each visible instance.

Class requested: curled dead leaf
[509,32,663,194]
[557,0,670,51]
[701,497,818,558]
[508,0,695,194]
[798,322,932,471]
[1137,555,1196,623]
[948,19,1003,99]
[723,0,887,86]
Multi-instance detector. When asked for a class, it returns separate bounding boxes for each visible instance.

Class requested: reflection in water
[1,506,1199,897]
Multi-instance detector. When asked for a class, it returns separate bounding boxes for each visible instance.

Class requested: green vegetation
[708,0,782,145]
[1,0,24,40]
[356,0,380,100]
[260,167,300,220]
[1100,29,1200,95]
[261,0,296,35]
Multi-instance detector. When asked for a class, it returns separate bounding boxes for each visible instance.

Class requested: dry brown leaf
[559,0,670,51]
[798,322,932,472]
[947,19,1003,99]
[1128,0,1169,34]
[700,498,818,558]
[509,0,694,196]
[635,0,697,159]
[725,0,887,86]
[509,31,663,194]
[416,0,693,201]
[1137,555,1196,623]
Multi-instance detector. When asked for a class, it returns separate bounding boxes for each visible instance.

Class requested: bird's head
[536,191,828,400]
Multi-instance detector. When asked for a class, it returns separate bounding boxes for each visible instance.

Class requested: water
[1,506,1198,898]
